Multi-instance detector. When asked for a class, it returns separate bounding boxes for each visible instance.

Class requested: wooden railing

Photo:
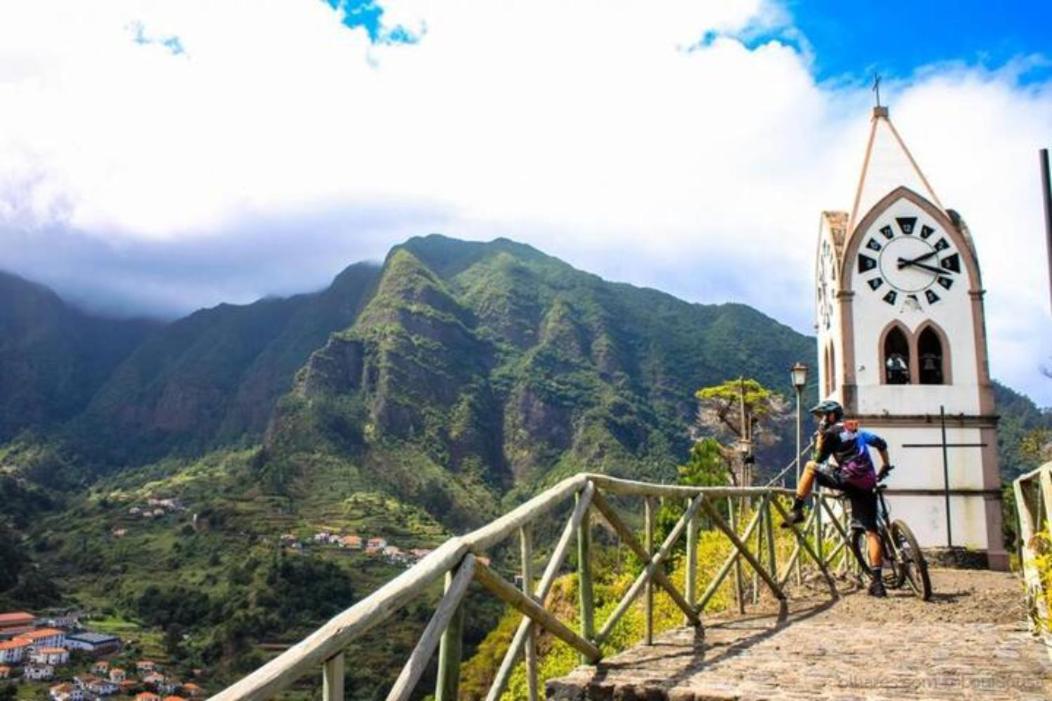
[210,473,859,701]
[1014,461,1052,657]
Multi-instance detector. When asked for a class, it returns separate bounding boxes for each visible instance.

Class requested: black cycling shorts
[813,464,878,531]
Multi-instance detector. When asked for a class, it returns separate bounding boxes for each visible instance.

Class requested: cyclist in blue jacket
[782,399,894,597]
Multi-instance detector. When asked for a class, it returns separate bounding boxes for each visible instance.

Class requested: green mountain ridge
[69,261,382,465]
[0,270,160,443]
[258,236,819,529]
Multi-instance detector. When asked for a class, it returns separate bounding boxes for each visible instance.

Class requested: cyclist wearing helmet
[781,399,894,597]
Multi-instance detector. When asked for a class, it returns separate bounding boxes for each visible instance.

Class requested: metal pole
[795,385,803,487]
[1041,148,1052,313]
[940,405,952,548]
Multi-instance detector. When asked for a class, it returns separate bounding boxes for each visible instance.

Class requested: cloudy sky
[1,0,1050,404]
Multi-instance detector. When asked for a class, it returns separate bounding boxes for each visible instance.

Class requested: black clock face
[856,215,959,307]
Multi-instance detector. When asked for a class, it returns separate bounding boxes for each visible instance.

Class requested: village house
[0,624,35,641]
[142,670,166,687]
[0,665,11,679]
[180,682,205,697]
[130,506,142,515]
[112,528,128,538]
[0,637,31,664]
[158,677,181,695]
[49,682,85,701]
[23,627,66,649]
[66,631,121,655]
[340,535,362,549]
[109,667,127,683]
[24,663,55,680]
[135,692,161,701]
[75,674,119,696]
[0,612,35,631]
[136,660,157,673]
[164,697,186,701]
[30,646,70,666]
[91,660,110,675]
[365,537,387,554]
[409,548,433,560]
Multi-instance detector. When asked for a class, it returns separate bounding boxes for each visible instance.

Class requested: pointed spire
[848,106,944,233]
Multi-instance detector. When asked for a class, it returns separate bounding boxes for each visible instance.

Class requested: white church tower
[815,105,1007,569]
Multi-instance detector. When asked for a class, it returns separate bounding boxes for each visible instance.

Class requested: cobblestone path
[547,569,1052,701]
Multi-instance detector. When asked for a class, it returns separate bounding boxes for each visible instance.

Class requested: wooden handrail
[209,473,850,701]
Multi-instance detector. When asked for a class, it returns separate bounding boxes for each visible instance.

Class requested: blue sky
[330,0,1052,84]
[788,1,1052,83]
[0,0,1049,403]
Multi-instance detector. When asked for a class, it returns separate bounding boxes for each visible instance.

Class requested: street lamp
[790,362,808,486]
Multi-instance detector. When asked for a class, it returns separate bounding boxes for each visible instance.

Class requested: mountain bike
[841,483,932,601]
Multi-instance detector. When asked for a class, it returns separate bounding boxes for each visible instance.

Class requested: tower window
[918,327,944,385]
[883,326,910,384]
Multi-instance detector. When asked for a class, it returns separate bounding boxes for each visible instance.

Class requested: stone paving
[546,570,1052,701]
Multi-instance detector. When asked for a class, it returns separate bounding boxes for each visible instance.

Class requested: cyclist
[781,399,893,597]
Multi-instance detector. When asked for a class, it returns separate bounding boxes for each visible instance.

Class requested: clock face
[856,215,960,307]
[817,239,834,330]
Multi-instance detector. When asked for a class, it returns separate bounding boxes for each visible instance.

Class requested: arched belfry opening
[918,326,947,385]
[883,326,911,384]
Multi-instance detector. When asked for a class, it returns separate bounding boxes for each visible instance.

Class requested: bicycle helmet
[808,399,844,422]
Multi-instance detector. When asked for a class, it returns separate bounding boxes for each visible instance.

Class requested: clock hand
[896,250,938,269]
[897,259,946,275]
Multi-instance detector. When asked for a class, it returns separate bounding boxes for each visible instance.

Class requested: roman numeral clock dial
[856,216,960,308]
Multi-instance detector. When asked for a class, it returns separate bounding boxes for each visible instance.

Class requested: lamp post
[790,363,809,487]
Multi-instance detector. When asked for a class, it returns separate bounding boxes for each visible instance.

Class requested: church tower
[815,105,1007,569]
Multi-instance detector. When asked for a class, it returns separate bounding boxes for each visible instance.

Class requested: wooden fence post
[644,497,654,645]
[764,495,776,594]
[728,496,745,613]
[685,496,697,617]
[322,652,344,701]
[435,569,465,701]
[520,526,538,701]
[577,490,595,662]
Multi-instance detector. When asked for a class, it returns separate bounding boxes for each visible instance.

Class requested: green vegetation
[0,236,1048,698]
[994,381,1052,479]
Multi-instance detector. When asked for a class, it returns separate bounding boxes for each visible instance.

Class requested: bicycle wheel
[890,520,932,601]
[849,528,899,587]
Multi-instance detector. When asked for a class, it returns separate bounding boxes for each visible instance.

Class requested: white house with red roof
[23,627,65,649]
[30,646,70,666]
[49,682,85,701]
[24,664,55,680]
[0,612,35,631]
[0,637,31,663]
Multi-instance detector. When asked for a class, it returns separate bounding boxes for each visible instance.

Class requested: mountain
[258,236,814,528]
[0,271,158,443]
[70,262,382,464]
[994,381,1052,479]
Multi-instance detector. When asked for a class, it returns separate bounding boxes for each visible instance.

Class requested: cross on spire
[872,73,882,108]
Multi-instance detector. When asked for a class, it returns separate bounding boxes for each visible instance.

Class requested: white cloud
[0,0,1049,403]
